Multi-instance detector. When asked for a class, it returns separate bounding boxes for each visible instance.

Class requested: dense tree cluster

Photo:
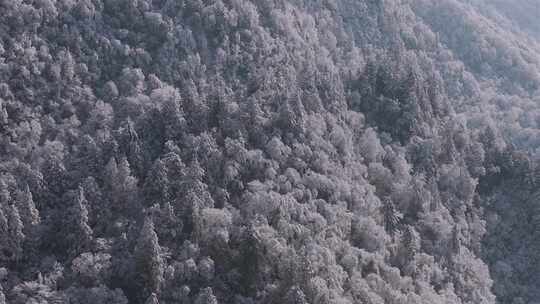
[0,0,539,303]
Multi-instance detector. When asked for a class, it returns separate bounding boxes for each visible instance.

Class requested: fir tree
[0,285,5,304]
[382,197,402,237]
[118,118,145,177]
[145,293,159,304]
[450,226,463,256]
[286,286,309,304]
[67,186,93,256]
[194,287,218,304]
[15,184,40,230]
[401,225,420,263]
[143,159,170,206]
[0,207,9,261]
[7,204,25,262]
[134,217,164,302]
[0,180,9,205]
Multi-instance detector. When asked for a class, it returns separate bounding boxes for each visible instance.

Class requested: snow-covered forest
[1,0,540,303]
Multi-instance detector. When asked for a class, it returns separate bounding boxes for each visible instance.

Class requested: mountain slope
[0,0,539,303]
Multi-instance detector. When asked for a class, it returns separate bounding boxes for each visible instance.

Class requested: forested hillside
[0,0,539,303]
[488,0,540,39]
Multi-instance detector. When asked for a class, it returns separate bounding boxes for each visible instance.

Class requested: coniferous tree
[104,157,139,217]
[382,197,402,237]
[15,184,41,263]
[0,100,7,126]
[15,184,40,231]
[0,181,9,206]
[0,207,9,261]
[116,156,140,214]
[104,157,120,190]
[161,150,186,200]
[194,287,218,304]
[286,286,309,304]
[1,0,540,302]
[0,285,5,304]
[6,204,24,262]
[158,87,186,141]
[450,226,463,256]
[143,159,170,206]
[66,186,93,256]
[398,225,421,269]
[118,118,145,177]
[145,292,159,304]
[402,225,421,259]
[134,217,164,302]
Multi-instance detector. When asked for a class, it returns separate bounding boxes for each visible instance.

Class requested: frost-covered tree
[382,197,402,237]
[134,217,164,302]
[194,287,218,304]
[0,285,5,304]
[65,187,93,256]
[145,292,159,304]
[15,185,39,230]
[1,0,540,302]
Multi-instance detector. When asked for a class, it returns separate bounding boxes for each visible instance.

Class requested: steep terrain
[488,0,540,39]
[0,0,539,303]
